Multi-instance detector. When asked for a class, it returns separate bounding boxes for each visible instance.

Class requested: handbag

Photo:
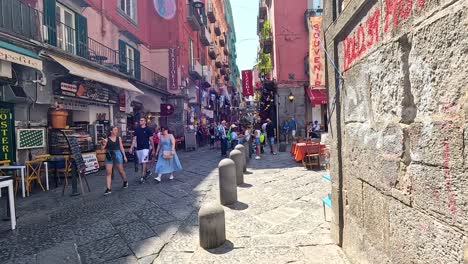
[162,150,174,159]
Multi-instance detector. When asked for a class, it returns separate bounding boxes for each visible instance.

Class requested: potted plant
[49,103,68,129]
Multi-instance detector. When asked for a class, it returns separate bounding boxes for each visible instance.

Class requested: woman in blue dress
[154,127,183,182]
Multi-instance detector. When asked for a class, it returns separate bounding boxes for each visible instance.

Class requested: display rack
[49,128,95,155]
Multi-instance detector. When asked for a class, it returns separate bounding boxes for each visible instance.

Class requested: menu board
[63,132,98,175]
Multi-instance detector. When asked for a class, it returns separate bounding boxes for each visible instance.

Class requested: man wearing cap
[230,124,239,150]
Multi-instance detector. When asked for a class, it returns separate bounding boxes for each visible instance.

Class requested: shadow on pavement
[206,240,235,255]
[0,146,224,264]
[225,201,249,211]
[238,183,253,188]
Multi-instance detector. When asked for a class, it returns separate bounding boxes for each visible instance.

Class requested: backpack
[259,133,265,143]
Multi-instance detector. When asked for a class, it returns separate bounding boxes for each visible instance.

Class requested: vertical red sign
[241,70,253,97]
[169,47,178,91]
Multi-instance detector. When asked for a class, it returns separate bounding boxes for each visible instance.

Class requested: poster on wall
[308,16,326,88]
[242,70,254,97]
[153,0,177,20]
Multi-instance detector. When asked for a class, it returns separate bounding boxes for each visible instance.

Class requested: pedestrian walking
[101,126,128,195]
[265,118,277,155]
[130,118,154,183]
[230,125,239,149]
[290,117,297,140]
[218,121,228,157]
[209,123,216,149]
[154,127,183,182]
[254,124,262,160]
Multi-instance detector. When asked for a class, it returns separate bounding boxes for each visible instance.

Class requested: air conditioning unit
[0,61,12,78]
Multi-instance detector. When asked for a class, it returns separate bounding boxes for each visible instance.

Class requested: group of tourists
[211,118,278,160]
[100,118,182,195]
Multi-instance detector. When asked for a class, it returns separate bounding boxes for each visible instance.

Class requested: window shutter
[75,14,88,58]
[43,0,57,46]
[134,48,141,80]
[118,40,127,73]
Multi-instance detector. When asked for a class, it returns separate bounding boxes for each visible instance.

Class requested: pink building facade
[258,0,325,137]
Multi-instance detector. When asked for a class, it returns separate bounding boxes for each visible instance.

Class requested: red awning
[306,89,328,105]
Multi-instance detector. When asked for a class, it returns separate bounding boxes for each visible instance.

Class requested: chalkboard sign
[63,133,87,175]
[62,131,99,176]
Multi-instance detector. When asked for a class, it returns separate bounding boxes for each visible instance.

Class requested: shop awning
[49,54,143,94]
[0,40,43,71]
[306,88,328,105]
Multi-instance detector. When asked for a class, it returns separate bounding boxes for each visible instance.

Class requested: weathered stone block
[409,164,467,230]
[362,184,390,256]
[389,199,465,264]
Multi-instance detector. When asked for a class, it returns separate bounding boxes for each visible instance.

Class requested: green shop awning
[0,40,42,71]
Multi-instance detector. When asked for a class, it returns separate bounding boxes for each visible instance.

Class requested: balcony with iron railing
[0,0,167,91]
[0,0,42,41]
[207,0,216,23]
[187,3,202,31]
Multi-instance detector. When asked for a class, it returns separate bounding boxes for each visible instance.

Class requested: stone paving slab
[0,146,349,264]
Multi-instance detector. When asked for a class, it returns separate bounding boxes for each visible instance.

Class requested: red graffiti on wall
[343,0,426,71]
[442,141,457,214]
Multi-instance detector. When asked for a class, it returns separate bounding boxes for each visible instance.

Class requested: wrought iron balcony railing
[0,0,42,41]
[0,0,167,91]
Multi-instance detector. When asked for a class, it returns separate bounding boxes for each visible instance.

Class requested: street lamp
[288,92,294,102]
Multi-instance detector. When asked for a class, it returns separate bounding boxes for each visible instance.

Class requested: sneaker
[146,170,152,177]
[123,181,128,189]
[154,176,161,183]
[273,152,277,155]
[169,174,174,180]
[255,156,261,160]
[140,177,145,184]
[104,188,112,195]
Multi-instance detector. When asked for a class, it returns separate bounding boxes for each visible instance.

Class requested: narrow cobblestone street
[0,147,348,264]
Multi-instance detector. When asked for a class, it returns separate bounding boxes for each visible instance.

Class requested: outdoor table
[0,165,26,198]
[293,143,326,162]
[0,176,16,230]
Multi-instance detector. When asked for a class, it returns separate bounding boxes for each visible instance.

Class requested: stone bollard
[235,144,247,172]
[243,142,251,162]
[199,203,226,249]
[229,149,244,185]
[218,159,237,205]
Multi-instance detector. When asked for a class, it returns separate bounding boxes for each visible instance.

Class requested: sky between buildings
[231,0,260,72]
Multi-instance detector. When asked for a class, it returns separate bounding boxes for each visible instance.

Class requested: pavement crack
[297,243,336,248]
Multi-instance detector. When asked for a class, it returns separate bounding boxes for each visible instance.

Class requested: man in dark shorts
[265,118,277,155]
[130,118,154,182]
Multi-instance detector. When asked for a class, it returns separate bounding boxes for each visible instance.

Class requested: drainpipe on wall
[101,0,106,36]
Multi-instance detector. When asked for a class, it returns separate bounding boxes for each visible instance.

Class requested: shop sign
[308,16,326,88]
[169,48,178,90]
[0,47,43,71]
[55,81,118,104]
[119,92,126,112]
[242,70,254,97]
[82,153,99,175]
[0,104,14,161]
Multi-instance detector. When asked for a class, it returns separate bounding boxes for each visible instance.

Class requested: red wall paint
[272,0,309,84]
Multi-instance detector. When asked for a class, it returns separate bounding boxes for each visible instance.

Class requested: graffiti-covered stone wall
[324,0,468,263]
